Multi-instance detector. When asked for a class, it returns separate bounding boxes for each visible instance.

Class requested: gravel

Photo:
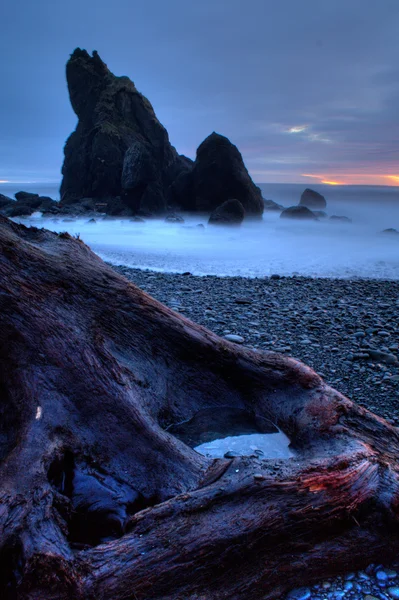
[111,265,399,598]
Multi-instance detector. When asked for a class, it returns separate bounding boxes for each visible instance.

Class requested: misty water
[167,407,295,460]
[3,183,399,279]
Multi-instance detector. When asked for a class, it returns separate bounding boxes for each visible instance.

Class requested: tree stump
[1,214,399,599]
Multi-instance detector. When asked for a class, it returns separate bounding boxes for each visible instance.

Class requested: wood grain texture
[1,215,398,600]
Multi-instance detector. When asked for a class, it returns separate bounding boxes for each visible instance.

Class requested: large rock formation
[299,188,327,209]
[172,133,264,217]
[60,50,263,219]
[60,49,190,215]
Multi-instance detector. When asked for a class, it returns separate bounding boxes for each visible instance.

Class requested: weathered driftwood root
[1,214,399,600]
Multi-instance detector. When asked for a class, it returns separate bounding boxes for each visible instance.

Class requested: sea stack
[172,132,264,217]
[60,50,263,219]
[60,49,190,214]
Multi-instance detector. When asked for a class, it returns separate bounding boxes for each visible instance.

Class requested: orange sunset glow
[302,173,399,186]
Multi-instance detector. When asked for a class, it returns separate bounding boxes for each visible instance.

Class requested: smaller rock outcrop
[263,199,284,211]
[174,133,264,218]
[382,228,399,235]
[14,191,39,202]
[299,188,326,209]
[280,206,318,220]
[0,194,13,208]
[208,199,245,225]
[165,214,185,223]
[0,193,60,218]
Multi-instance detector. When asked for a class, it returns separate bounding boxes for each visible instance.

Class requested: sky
[1,0,399,186]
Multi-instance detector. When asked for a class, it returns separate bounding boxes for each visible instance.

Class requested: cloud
[0,0,398,183]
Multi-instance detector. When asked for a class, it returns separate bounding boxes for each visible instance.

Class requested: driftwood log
[1,214,399,600]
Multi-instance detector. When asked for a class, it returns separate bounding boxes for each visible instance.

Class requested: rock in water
[174,132,264,217]
[263,198,284,211]
[14,191,39,202]
[0,194,13,208]
[280,205,318,220]
[208,199,245,225]
[60,48,189,214]
[299,188,327,209]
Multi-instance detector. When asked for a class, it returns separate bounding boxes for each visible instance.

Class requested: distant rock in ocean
[263,198,284,211]
[382,228,399,235]
[60,50,263,219]
[329,215,352,223]
[280,205,318,220]
[0,191,59,218]
[208,199,245,225]
[299,188,327,209]
[0,194,13,208]
[173,133,264,217]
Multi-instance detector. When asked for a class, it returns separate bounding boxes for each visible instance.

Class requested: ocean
[2,182,399,280]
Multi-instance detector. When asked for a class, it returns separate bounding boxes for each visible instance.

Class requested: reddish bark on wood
[1,214,399,599]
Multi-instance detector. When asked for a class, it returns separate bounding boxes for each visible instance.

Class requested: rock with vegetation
[60,48,189,215]
[280,205,318,220]
[171,133,264,217]
[299,188,327,209]
[208,199,245,225]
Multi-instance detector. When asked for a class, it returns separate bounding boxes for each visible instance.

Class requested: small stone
[286,587,311,600]
[234,297,253,305]
[224,451,239,459]
[388,587,399,599]
[376,570,389,581]
[254,473,265,480]
[224,334,245,344]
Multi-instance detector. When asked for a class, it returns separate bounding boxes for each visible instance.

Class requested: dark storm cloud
[1,0,398,183]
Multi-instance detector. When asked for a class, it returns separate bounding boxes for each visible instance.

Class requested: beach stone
[388,587,399,599]
[234,297,253,305]
[224,334,245,344]
[368,350,398,364]
[286,587,311,600]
